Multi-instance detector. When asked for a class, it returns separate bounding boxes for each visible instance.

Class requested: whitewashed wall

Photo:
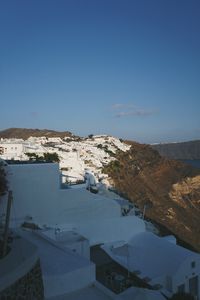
[0,237,38,292]
[173,256,200,296]
[0,143,24,160]
[151,255,200,297]
[0,163,121,227]
[44,263,96,298]
[1,163,59,226]
[57,188,121,224]
[76,216,146,246]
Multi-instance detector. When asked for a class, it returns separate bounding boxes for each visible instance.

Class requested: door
[189,275,198,299]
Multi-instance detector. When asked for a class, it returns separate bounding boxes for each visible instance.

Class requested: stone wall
[0,259,44,300]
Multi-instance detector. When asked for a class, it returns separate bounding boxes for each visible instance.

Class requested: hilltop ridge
[0,128,74,139]
[152,140,200,159]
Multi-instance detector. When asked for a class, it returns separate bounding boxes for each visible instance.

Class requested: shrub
[25,152,40,160]
[25,152,60,163]
[97,144,103,149]
[43,152,60,162]
[61,167,69,171]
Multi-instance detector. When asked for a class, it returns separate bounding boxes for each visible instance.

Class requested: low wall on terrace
[0,236,44,299]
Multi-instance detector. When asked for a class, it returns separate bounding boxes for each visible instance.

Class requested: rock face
[152,140,200,159]
[104,141,200,251]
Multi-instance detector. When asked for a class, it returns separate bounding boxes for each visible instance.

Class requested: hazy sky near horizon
[0,0,200,143]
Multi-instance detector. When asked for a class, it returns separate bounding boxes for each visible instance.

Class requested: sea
[181,159,200,169]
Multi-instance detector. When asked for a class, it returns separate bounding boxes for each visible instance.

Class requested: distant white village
[0,135,131,187]
[0,135,200,300]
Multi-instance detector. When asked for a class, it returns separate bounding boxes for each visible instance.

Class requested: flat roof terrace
[51,285,114,300]
[18,229,92,274]
[17,229,95,299]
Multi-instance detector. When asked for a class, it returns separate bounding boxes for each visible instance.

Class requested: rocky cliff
[104,141,200,251]
[152,140,200,159]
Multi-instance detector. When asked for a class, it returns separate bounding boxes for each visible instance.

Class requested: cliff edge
[104,141,200,251]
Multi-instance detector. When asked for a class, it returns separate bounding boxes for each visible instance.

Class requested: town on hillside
[0,133,199,300]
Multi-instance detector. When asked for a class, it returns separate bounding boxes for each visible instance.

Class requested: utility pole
[142,201,153,219]
[2,191,13,257]
[127,244,130,278]
[142,204,146,219]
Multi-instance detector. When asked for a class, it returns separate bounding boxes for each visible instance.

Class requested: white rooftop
[70,215,146,246]
[51,285,113,300]
[38,229,87,245]
[18,229,91,275]
[17,229,95,299]
[119,286,165,300]
[102,232,200,280]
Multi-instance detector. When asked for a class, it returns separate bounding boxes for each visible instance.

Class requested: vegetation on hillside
[97,144,116,157]
[25,152,60,163]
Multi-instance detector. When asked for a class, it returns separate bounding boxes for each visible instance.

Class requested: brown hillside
[0,128,74,139]
[104,141,200,251]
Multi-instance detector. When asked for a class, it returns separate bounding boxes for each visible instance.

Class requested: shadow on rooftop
[90,245,152,294]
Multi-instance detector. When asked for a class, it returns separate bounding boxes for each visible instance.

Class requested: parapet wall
[0,259,44,300]
[0,236,44,299]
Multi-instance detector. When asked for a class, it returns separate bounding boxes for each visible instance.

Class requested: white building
[36,229,90,259]
[74,216,145,246]
[0,141,46,160]
[0,143,24,160]
[1,160,197,300]
[0,160,150,300]
[102,232,200,299]
[0,161,146,246]
[18,228,96,299]
[0,162,122,228]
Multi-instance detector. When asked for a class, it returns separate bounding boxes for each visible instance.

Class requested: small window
[191,261,196,268]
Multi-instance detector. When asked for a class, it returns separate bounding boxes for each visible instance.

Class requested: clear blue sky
[0,0,199,143]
